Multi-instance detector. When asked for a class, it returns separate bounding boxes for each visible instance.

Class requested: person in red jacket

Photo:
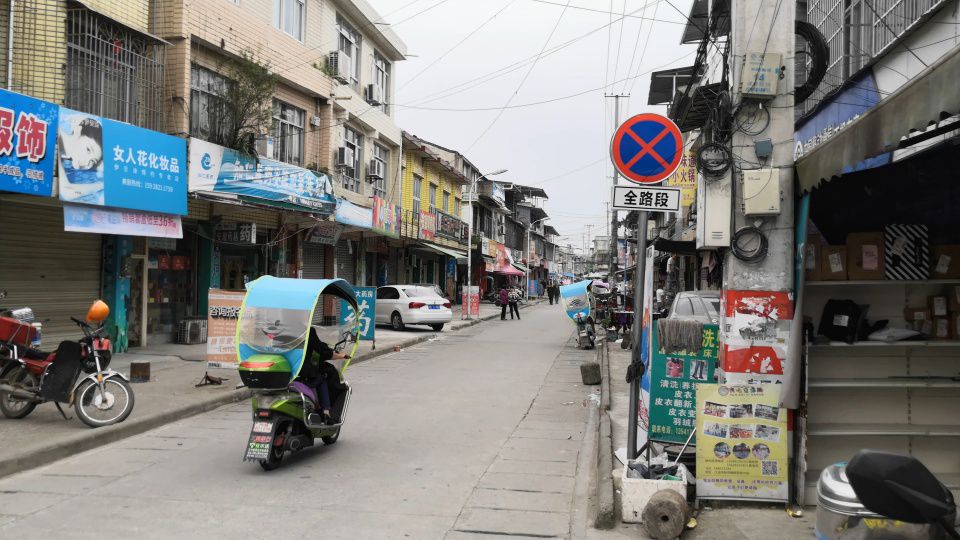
[499,286,510,320]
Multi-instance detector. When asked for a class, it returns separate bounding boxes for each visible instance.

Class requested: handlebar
[70,317,106,340]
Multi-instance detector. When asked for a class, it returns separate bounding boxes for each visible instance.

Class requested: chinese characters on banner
[215,222,257,244]
[207,289,246,368]
[461,286,480,318]
[0,88,58,196]
[419,210,437,240]
[648,323,719,445]
[372,195,401,238]
[695,384,788,501]
[57,108,187,215]
[339,287,375,341]
[63,204,183,238]
[612,185,680,212]
[665,149,697,208]
[720,291,793,385]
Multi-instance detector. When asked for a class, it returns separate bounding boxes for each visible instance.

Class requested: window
[376,287,399,300]
[429,184,437,213]
[372,143,388,198]
[454,198,461,217]
[273,0,304,40]
[189,64,231,144]
[342,125,362,192]
[442,191,450,212]
[271,100,304,165]
[373,51,391,114]
[337,16,362,89]
[412,174,423,214]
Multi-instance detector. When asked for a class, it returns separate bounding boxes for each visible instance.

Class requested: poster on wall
[63,203,183,238]
[665,149,697,208]
[696,383,789,502]
[0,88,59,197]
[207,289,245,368]
[339,286,375,341]
[648,322,719,445]
[419,210,437,240]
[721,290,794,387]
[461,286,480,318]
[58,108,187,215]
[372,195,400,238]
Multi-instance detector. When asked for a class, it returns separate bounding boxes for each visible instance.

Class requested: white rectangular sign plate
[612,185,681,212]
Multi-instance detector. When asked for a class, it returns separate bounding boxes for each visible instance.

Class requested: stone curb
[595,337,616,528]
[0,302,542,480]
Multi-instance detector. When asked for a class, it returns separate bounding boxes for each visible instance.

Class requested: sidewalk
[0,300,540,479]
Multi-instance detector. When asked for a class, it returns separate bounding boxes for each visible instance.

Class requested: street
[0,304,600,539]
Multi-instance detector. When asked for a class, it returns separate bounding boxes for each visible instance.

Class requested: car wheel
[430,324,444,332]
[391,312,405,330]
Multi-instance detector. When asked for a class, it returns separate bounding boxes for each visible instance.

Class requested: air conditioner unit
[367,158,384,180]
[336,146,354,167]
[327,51,350,83]
[255,136,274,158]
[366,84,383,106]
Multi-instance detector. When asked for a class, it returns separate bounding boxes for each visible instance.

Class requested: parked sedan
[375,285,452,331]
[667,290,721,324]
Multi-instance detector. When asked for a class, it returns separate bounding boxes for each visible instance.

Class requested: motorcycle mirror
[846,450,957,525]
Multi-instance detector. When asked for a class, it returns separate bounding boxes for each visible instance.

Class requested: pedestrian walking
[499,286,510,320]
[508,287,521,320]
[548,283,554,305]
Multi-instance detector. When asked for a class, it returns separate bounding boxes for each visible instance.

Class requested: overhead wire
[626,0,662,96]
[612,0,629,87]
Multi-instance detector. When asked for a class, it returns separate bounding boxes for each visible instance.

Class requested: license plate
[252,421,274,434]
[244,419,277,461]
[429,305,440,310]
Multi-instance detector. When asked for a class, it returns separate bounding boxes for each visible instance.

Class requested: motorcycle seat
[22,347,53,361]
[288,381,319,407]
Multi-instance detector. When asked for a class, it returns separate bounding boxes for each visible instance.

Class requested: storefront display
[147,235,198,341]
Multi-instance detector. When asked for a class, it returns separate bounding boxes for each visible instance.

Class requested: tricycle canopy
[237,276,359,382]
[559,280,593,322]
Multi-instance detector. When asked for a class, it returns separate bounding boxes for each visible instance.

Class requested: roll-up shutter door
[302,243,327,279]
[0,199,101,345]
[336,240,356,283]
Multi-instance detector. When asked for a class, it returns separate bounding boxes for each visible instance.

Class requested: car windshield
[403,287,439,298]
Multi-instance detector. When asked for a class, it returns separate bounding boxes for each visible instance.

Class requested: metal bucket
[815,463,948,539]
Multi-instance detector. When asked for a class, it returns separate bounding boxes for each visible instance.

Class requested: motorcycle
[0,300,134,428]
[237,276,360,470]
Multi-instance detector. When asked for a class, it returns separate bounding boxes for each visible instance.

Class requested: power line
[530,0,684,22]
[619,0,651,94]
[611,0,629,85]
[626,0,661,96]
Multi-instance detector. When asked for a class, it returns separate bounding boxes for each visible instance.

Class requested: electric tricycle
[237,276,360,470]
[559,280,597,349]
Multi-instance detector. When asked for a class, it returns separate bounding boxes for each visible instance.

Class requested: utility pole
[606,94,628,290]
[585,224,593,272]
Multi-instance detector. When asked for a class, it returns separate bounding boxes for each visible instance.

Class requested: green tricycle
[236,276,361,470]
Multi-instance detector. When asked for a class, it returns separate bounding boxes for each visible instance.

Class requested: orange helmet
[86,300,110,323]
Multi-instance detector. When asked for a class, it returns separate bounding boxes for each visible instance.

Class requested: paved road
[0,304,600,539]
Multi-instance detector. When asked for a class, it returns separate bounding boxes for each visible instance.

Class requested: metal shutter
[0,198,101,345]
[302,243,326,279]
[335,239,355,282]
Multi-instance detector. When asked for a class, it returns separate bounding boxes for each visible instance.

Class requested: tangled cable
[731,225,769,263]
[795,21,829,103]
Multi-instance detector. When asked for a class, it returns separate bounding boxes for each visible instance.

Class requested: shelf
[809,378,960,388]
[809,340,960,348]
[807,423,960,437]
[805,471,960,490]
[806,279,960,286]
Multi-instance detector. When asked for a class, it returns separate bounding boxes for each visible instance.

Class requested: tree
[210,50,278,155]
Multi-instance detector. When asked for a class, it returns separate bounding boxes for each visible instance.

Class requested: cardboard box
[913,319,934,336]
[933,317,952,340]
[949,286,960,312]
[929,295,949,317]
[931,245,960,279]
[904,307,932,322]
[884,225,930,280]
[847,232,885,280]
[820,246,848,281]
[804,229,826,281]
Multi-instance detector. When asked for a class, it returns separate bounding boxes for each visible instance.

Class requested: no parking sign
[610,113,684,185]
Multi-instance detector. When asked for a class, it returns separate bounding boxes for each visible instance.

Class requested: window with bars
[190,64,232,144]
[272,100,304,165]
[337,15,362,90]
[65,7,164,130]
[372,143,388,198]
[342,125,362,192]
[373,51,391,114]
[412,174,423,214]
[274,0,305,41]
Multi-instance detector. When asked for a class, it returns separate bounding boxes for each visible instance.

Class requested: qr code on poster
[761,460,779,476]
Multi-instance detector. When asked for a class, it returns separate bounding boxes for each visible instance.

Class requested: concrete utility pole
[465,169,507,320]
[606,94,627,290]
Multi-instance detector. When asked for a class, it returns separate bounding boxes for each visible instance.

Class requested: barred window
[412,174,422,214]
[342,126,362,192]
[372,144,388,198]
[190,65,231,144]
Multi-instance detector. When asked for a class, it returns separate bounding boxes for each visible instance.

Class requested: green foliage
[212,50,278,154]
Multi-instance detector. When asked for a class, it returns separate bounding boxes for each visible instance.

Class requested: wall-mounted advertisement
[63,203,182,238]
[419,210,437,240]
[58,108,187,215]
[0,88,59,197]
[335,198,373,229]
[372,195,400,238]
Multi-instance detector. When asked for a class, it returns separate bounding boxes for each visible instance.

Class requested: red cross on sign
[610,113,684,184]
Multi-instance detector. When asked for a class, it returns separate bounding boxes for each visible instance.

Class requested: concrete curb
[595,337,616,529]
[571,352,601,539]
[0,304,544,480]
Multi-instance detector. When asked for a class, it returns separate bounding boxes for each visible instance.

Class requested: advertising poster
[635,244,655,450]
[696,384,789,501]
[188,138,334,212]
[335,198,373,229]
[720,343,787,385]
[372,195,400,238]
[721,290,794,386]
[339,286,375,341]
[666,149,698,207]
[63,203,183,238]
[0,88,59,196]
[419,210,437,240]
[58,108,187,215]
[648,322,718,444]
[461,286,480,318]
[207,289,245,368]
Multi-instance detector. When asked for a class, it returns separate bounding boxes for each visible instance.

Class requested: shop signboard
[335,198,373,229]
[461,285,480,318]
[372,195,400,238]
[437,210,465,241]
[148,237,177,250]
[0,88,59,197]
[695,383,789,502]
[419,210,437,240]
[215,222,256,244]
[207,289,245,368]
[666,149,697,208]
[481,236,491,256]
[490,182,505,206]
[188,138,335,213]
[63,203,183,238]
[306,221,343,245]
[58,108,187,215]
[486,239,499,259]
[339,286,375,341]
[648,322,719,445]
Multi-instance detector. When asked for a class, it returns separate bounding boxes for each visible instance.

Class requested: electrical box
[739,52,782,99]
[742,168,781,216]
[696,171,732,249]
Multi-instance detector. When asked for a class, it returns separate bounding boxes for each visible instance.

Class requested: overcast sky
[370,0,697,252]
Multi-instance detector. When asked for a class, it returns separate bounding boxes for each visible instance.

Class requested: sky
[369,0,698,253]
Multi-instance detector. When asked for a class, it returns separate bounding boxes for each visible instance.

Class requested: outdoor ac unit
[327,51,350,83]
[366,84,383,105]
[310,115,322,127]
[177,318,207,345]
[336,146,354,167]
[367,158,384,179]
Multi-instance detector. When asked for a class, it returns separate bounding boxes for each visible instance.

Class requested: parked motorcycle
[0,300,135,428]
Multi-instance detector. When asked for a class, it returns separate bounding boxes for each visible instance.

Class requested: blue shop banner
[335,198,374,229]
[0,88,59,196]
[339,286,375,341]
[57,107,188,215]
[188,137,335,212]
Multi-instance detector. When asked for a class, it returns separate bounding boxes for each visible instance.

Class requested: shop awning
[491,265,524,276]
[797,42,960,193]
[416,242,467,262]
[512,262,529,273]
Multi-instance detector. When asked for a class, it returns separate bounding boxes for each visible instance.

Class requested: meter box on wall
[739,52,782,99]
[696,171,732,249]
[742,169,781,216]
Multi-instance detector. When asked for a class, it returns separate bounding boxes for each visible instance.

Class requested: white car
[375,285,452,331]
